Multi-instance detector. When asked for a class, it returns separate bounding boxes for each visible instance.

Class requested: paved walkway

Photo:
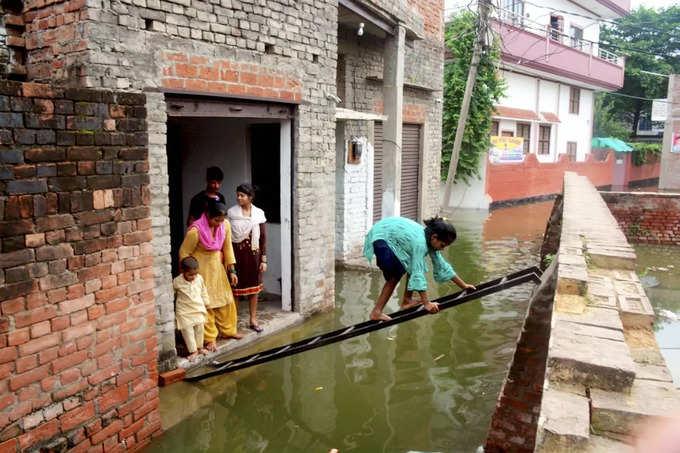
[535,173,680,451]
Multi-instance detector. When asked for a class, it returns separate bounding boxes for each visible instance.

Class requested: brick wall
[336,0,444,245]
[486,152,614,206]
[484,260,556,453]
[626,155,660,187]
[601,192,680,245]
[0,81,160,452]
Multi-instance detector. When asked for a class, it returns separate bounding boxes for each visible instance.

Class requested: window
[570,25,583,50]
[550,15,563,42]
[503,0,524,25]
[538,125,551,155]
[516,123,531,154]
[569,87,580,114]
[491,120,499,136]
[501,130,514,137]
[567,142,577,161]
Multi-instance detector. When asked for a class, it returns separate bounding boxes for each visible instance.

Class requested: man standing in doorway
[186,166,227,226]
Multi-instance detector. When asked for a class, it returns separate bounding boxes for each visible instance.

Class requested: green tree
[593,93,630,140]
[599,6,680,135]
[442,12,506,183]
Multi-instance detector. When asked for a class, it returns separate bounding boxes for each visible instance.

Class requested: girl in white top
[227,183,268,332]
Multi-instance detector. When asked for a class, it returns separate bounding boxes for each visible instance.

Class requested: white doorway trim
[280,120,292,311]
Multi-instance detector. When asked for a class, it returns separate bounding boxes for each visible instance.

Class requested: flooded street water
[145,202,553,453]
[635,245,680,387]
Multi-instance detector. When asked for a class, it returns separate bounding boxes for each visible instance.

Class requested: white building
[490,0,628,162]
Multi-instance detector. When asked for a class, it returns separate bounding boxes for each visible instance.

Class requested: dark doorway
[250,123,281,223]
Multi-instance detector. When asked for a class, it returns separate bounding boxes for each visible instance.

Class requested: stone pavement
[534,173,680,452]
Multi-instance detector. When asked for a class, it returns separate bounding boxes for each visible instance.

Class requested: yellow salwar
[179,220,239,343]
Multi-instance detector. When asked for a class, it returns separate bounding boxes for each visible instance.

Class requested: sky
[444,0,679,12]
[631,0,678,8]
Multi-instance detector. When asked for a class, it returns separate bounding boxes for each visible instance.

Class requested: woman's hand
[229,273,238,287]
[259,262,267,273]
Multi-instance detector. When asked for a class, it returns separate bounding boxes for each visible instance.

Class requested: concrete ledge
[548,333,635,392]
[536,387,590,452]
[591,380,680,435]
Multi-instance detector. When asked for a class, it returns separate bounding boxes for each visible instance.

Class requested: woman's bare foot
[187,352,198,361]
[222,333,244,340]
[205,341,217,352]
[369,309,391,321]
[198,348,208,355]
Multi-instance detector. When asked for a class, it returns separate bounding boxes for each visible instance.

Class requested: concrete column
[660,74,680,190]
[381,24,405,218]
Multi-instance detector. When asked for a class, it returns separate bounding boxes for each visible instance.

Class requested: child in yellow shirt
[173,256,209,360]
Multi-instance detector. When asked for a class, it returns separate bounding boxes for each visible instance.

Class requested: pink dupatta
[191,213,225,251]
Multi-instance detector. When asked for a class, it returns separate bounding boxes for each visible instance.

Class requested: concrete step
[591,379,680,436]
[548,319,635,392]
[535,387,590,453]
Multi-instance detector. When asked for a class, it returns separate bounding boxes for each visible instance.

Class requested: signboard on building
[651,99,668,122]
[672,132,680,153]
[489,136,525,163]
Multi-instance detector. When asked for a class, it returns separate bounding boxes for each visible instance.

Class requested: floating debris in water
[386,337,394,341]
[433,354,445,362]
[641,276,661,288]
[657,309,678,321]
[658,267,669,272]
[315,386,324,391]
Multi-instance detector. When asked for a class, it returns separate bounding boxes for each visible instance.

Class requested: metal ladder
[185,266,543,382]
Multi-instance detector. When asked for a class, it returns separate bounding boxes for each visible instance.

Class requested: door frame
[165,95,294,312]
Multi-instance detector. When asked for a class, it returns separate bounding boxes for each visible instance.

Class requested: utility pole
[659,74,680,190]
[442,0,491,209]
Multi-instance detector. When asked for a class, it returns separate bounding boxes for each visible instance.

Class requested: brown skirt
[232,238,263,296]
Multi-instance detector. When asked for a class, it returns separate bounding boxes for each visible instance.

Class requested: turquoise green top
[364,217,456,291]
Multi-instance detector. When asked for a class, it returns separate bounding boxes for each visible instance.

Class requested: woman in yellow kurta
[179,201,244,351]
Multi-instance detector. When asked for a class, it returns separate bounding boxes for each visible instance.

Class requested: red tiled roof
[541,112,561,123]
[492,106,539,121]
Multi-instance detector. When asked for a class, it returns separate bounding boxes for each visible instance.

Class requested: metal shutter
[373,122,421,222]
[400,123,421,220]
[373,122,383,223]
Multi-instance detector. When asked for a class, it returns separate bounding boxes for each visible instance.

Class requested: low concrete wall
[602,192,680,246]
[486,153,614,206]
[484,172,680,452]
[485,152,661,207]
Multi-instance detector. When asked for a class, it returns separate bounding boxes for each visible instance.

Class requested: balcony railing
[496,7,623,67]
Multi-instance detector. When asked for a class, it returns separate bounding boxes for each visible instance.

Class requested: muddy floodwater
[145,202,553,453]
[635,244,680,387]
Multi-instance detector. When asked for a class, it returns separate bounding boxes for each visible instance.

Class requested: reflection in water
[145,202,552,453]
[635,244,680,388]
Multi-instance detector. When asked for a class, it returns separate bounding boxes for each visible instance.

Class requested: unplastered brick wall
[22,0,89,83]
[337,0,445,223]
[23,0,339,340]
[0,81,160,452]
[160,52,303,101]
[601,192,680,245]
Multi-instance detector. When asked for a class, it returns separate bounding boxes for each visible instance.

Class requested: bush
[631,142,662,166]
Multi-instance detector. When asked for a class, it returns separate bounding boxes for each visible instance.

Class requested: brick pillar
[145,92,176,372]
[659,74,680,190]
